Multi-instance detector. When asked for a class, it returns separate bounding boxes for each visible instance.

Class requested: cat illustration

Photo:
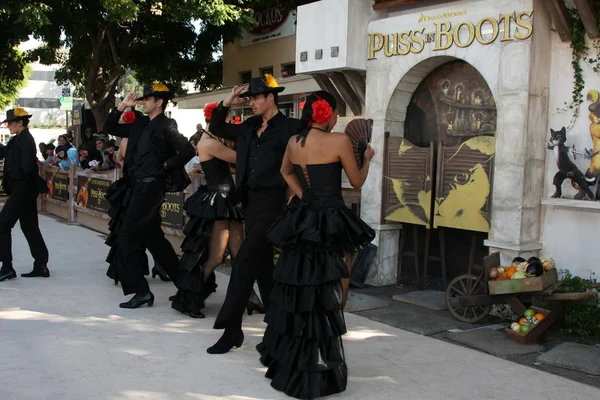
[77,180,89,208]
[547,127,594,200]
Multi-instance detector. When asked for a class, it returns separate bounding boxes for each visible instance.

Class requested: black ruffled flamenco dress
[105,177,149,284]
[171,158,244,317]
[257,162,375,399]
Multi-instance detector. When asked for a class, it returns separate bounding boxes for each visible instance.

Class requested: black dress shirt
[129,123,165,180]
[209,102,304,193]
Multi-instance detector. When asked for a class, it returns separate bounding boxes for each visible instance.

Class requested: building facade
[296,0,600,286]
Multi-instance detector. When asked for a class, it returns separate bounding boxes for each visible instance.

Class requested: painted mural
[383,138,432,227]
[383,61,496,233]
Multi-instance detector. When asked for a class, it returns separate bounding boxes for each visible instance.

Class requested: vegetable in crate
[525,257,544,277]
[489,267,500,279]
[511,271,529,279]
[540,257,555,271]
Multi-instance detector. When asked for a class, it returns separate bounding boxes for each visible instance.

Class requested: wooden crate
[488,268,557,295]
[505,306,556,344]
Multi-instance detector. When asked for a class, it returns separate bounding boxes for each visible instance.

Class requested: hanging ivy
[562,1,600,130]
[559,9,587,130]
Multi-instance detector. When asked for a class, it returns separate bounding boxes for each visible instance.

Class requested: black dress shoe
[152,266,171,282]
[119,292,155,309]
[21,266,50,278]
[207,328,244,354]
[0,268,17,282]
[189,310,206,319]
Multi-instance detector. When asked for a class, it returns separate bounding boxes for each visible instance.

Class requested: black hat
[55,145,66,154]
[245,74,285,97]
[136,83,174,101]
[2,107,32,124]
[45,143,56,150]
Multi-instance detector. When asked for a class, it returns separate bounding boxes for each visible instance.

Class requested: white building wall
[541,33,600,279]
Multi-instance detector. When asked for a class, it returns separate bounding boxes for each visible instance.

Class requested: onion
[489,267,500,279]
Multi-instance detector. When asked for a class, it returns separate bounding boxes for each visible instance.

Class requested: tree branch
[106,27,122,68]
[85,24,106,102]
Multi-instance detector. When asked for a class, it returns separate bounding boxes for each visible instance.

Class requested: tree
[0,50,32,108]
[0,0,48,107]
[25,0,257,130]
[6,0,318,130]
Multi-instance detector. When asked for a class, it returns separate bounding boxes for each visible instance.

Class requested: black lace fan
[344,118,373,168]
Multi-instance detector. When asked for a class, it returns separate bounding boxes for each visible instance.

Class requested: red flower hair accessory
[204,102,217,122]
[311,98,332,125]
[123,110,136,124]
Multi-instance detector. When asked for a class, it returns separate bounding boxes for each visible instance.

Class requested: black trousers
[214,189,285,330]
[0,180,48,269]
[117,180,179,295]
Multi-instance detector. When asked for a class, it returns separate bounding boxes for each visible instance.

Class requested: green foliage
[558,269,600,338]
[564,3,600,130]
[0,49,32,108]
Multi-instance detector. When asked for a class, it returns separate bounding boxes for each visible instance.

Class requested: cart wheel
[445,273,491,323]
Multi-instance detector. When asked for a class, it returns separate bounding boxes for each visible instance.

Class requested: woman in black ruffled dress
[256,91,375,399]
[170,104,262,318]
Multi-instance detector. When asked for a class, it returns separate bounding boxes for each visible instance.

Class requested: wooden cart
[445,252,598,329]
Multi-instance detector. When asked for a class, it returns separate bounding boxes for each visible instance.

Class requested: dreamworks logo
[418,11,467,23]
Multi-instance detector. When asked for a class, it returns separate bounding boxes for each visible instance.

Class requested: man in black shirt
[207,74,303,354]
[0,108,49,282]
[104,84,195,308]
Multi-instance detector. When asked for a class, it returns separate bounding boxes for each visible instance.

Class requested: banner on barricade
[45,171,70,202]
[76,175,110,213]
[161,191,185,229]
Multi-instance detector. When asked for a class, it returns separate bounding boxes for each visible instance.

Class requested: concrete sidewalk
[0,215,599,400]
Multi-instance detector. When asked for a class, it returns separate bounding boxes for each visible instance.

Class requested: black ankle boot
[0,266,17,282]
[21,265,50,278]
[119,291,155,309]
[207,328,244,354]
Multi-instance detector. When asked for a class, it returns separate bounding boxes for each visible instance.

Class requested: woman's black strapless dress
[257,161,375,400]
[104,178,149,284]
[171,157,244,316]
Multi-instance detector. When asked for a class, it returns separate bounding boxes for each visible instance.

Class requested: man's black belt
[135,177,159,184]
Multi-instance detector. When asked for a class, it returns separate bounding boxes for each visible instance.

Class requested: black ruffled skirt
[257,201,375,399]
[171,185,244,315]
[104,178,149,284]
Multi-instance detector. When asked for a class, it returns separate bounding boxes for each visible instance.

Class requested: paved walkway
[1,215,599,400]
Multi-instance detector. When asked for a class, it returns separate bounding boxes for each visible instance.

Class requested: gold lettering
[499,12,516,42]
[453,22,475,48]
[410,28,426,53]
[475,17,499,45]
[397,31,412,55]
[425,32,436,43]
[514,11,534,40]
[368,33,384,60]
[384,33,398,57]
[434,22,453,51]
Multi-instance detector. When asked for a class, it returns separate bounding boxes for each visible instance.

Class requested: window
[260,66,274,76]
[281,63,296,77]
[240,70,252,84]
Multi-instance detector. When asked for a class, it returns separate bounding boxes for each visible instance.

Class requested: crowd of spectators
[38,127,121,172]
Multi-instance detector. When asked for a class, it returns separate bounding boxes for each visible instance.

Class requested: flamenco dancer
[104,110,171,285]
[207,75,303,354]
[103,84,195,308]
[256,91,375,399]
[171,102,263,318]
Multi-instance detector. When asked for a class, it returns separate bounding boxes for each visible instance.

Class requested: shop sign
[45,171,70,202]
[368,11,533,60]
[161,191,185,229]
[76,176,110,213]
[240,7,296,47]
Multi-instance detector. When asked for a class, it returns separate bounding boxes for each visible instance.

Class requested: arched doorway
[382,60,496,290]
